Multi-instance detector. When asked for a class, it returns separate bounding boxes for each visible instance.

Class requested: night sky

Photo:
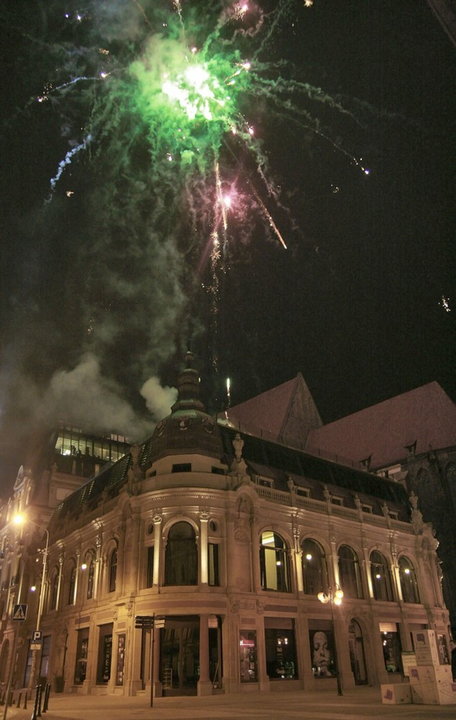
[0,0,455,494]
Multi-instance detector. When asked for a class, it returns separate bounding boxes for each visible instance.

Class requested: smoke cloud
[140,376,177,421]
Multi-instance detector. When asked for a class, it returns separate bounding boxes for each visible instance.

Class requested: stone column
[256,612,270,691]
[295,613,312,688]
[117,522,126,595]
[293,526,304,593]
[251,515,261,593]
[334,609,355,690]
[329,534,340,588]
[56,552,64,610]
[389,533,402,601]
[127,623,144,695]
[73,550,81,604]
[199,511,209,586]
[198,614,212,695]
[94,531,103,599]
[362,542,374,599]
[152,514,162,587]
[152,623,162,697]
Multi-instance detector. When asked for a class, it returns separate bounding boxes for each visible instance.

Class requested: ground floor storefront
[16,601,447,698]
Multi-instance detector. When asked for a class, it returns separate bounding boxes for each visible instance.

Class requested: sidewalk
[4,686,456,720]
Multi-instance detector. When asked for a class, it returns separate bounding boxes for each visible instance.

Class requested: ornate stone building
[0,360,450,698]
[0,426,129,695]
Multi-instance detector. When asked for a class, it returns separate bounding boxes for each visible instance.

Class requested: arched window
[164,522,197,586]
[302,539,328,595]
[49,566,59,610]
[338,545,363,598]
[399,556,420,603]
[260,531,290,592]
[370,550,394,601]
[108,548,117,593]
[86,554,95,599]
[67,561,76,605]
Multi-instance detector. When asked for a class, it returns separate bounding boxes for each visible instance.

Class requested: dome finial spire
[171,351,205,414]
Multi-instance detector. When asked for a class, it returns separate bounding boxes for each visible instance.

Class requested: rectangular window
[172,463,191,473]
[115,634,126,686]
[23,644,33,688]
[265,618,298,680]
[39,635,52,680]
[97,623,113,683]
[74,628,89,685]
[381,629,402,673]
[146,546,154,588]
[211,466,225,475]
[239,630,257,682]
[208,543,219,586]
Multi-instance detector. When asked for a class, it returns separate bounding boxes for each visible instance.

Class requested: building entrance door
[160,616,199,695]
[348,619,368,685]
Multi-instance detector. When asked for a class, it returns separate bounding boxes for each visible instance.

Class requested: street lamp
[317,585,344,696]
[12,513,49,689]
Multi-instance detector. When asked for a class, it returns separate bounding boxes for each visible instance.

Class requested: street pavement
[4,686,456,720]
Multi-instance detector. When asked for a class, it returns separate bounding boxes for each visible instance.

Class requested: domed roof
[144,353,224,462]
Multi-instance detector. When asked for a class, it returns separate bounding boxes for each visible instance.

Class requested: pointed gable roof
[223,373,322,449]
[306,381,456,470]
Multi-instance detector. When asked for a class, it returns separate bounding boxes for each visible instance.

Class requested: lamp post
[12,514,49,689]
[317,586,344,696]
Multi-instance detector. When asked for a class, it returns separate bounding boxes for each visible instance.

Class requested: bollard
[16,692,21,709]
[23,691,27,709]
[42,685,50,714]
[31,684,41,720]
[37,684,42,718]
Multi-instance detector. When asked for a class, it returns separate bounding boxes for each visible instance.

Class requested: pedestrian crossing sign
[12,603,28,621]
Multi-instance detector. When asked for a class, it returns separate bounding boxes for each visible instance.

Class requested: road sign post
[12,603,28,621]
[135,615,165,708]
[2,602,25,720]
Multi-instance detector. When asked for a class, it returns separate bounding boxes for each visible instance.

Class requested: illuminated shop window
[381,627,402,673]
[265,618,297,680]
[239,631,257,682]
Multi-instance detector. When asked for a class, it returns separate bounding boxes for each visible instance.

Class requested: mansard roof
[49,411,410,535]
[306,381,456,470]
[223,373,322,449]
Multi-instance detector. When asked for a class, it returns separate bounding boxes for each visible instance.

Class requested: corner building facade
[38,363,451,697]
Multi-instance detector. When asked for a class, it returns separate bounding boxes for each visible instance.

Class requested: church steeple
[171,350,206,415]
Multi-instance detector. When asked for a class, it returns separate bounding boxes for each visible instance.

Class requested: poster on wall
[309,629,336,677]
[116,634,126,686]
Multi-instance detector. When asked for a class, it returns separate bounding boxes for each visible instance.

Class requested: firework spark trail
[46,135,92,203]
[252,187,288,250]
[4,0,374,391]
[36,75,110,104]
[129,0,154,31]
